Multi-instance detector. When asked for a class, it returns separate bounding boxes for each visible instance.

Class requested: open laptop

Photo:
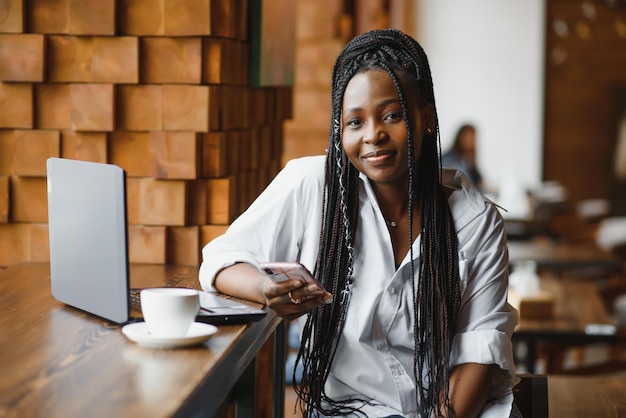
[46,158,266,325]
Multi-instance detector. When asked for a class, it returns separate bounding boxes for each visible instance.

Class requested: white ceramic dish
[122,322,217,349]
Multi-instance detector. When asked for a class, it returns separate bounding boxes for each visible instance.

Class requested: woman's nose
[363,121,384,144]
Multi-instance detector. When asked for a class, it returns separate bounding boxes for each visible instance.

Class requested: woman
[441,124,484,190]
[200,29,518,417]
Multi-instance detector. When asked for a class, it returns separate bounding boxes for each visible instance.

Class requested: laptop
[46,158,266,325]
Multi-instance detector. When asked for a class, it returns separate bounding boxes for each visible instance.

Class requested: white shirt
[200,156,518,417]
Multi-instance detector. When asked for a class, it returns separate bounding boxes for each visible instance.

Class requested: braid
[294,29,461,417]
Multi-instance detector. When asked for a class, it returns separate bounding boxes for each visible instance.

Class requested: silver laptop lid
[47,158,129,323]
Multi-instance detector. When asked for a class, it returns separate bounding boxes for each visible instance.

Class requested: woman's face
[341,69,432,187]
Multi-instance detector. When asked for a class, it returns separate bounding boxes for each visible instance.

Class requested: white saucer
[122,322,218,349]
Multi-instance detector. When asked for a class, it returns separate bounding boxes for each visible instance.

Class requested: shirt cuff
[449,329,517,377]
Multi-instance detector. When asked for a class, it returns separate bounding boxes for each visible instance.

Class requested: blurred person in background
[442,124,484,191]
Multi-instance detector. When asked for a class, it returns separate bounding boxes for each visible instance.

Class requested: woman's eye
[384,111,402,121]
[346,119,362,128]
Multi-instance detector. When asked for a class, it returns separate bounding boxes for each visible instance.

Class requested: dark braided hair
[294,29,461,417]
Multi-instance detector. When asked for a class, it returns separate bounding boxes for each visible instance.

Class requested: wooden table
[508,240,622,275]
[512,275,618,373]
[0,262,284,418]
[549,375,626,417]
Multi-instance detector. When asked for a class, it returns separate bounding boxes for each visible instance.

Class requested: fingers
[263,278,333,320]
[288,291,301,305]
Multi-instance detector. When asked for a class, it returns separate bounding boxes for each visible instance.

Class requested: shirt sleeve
[449,202,518,377]
[199,157,324,291]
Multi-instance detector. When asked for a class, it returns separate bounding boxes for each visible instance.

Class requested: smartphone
[260,262,326,293]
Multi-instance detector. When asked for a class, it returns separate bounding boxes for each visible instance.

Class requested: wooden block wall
[282,0,413,165]
[0,0,292,267]
[282,0,345,164]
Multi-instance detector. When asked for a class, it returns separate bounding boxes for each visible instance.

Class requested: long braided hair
[294,29,461,417]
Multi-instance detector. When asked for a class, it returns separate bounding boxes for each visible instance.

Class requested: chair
[513,374,548,418]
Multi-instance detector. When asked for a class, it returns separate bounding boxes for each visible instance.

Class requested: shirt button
[389,287,397,294]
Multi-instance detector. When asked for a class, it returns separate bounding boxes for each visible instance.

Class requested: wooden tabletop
[512,275,617,373]
[549,375,626,417]
[514,275,614,337]
[0,262,281,418]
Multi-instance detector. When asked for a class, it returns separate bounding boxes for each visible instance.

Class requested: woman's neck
[371,182,412,224]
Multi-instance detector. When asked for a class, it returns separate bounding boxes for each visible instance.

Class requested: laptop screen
[47,158,130,323]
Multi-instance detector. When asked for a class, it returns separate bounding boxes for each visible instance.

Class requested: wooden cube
[48,36,138,83]
[141,37,202,84]
[225,130,241,174]
[118,0,165,36]
[116,84,162,131]
[163,0,210,36]
[247,128,260,170]
[258,125,274,168]
[162,84,209,132]
[125,177,140,224]
[206,177,236,224]
[222,86,250,130]
[61,131,107,163]
[109,131,151,177]
[29,223,50,262]
[232,0,248,40]
[186,179,207,225]
[0,0,24,33]
[0,82,33,129]
[0,34,45,82]
[48,35,91,82]
[70,83,114,131]
[211,0,233,38]
[200,224,228,246]
[0,223,29,266]
[35,84,71,129]
[135,178,186,226]
[10,176,47,222]
[201,132,227,177]
[28,0,70,34]
[509,288,555,320]
[208,86,221,131]
[128,225,166,264]
[90,37,138,83]
[236,172,250,214]
[69,0,115,35]
[150,131,199,179]
[202,38,224,84]
[0,130,15,174]
[13,130,60,176]
[0,175,8,222]
[233,41,250,85]
[166,226,200,265]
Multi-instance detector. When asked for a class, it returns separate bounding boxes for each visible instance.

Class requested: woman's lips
[361,150,395,165]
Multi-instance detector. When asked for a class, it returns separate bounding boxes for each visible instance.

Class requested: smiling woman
[200,29,519,418]
[340,69,433,266]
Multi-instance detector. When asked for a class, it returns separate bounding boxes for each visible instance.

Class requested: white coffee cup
[140,288,200,338]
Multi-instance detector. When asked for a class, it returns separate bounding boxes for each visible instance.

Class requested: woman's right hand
[262,277,332,321]
[213,263,332,321]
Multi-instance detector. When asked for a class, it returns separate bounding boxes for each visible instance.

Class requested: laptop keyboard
[129,288,142,311]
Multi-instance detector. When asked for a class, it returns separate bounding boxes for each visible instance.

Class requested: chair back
[513,374,548,418]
